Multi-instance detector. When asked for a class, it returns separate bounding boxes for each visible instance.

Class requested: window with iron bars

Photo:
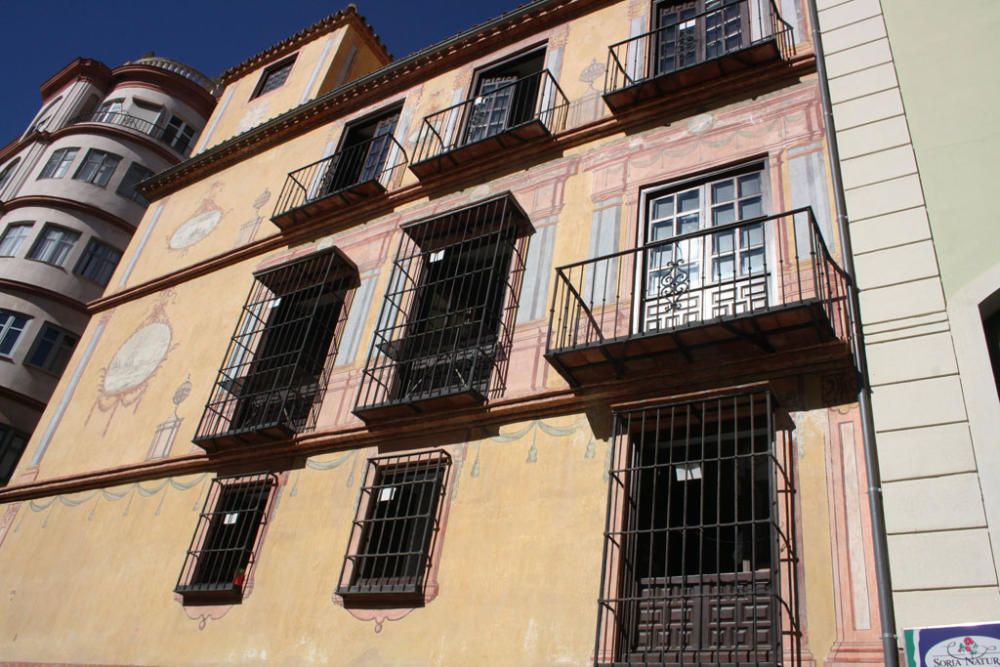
[175,473,278,604]
[354,193,532,420]
[337,450,451,605]
[194,247,358,449]
[595,390,800,667]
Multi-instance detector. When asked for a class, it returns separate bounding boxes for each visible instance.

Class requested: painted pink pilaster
[824,397,884,666]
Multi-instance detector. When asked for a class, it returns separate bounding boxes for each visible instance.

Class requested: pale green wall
[881,0,1000,299]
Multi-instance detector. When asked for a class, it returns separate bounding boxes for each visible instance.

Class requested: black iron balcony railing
[411,69,569,177]
[604,0,794,110]
[546,208,853,385]
[81,111,195,156]
[271,134,408,228]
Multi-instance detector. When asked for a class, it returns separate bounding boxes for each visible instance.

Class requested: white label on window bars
[429,250,446,263]
[223,512,239,525]
[378,486,397,502]
[675,463,702,482]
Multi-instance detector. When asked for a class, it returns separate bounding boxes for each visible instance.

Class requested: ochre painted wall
[0,1,880,663]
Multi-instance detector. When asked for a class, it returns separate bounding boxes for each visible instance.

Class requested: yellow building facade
[0,2,891,665]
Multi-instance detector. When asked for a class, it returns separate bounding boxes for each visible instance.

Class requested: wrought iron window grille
[175,472,279,604]
[595,391,800,666]
[194,247,359,449]
[354,192,533,420]
[337,450,451,606]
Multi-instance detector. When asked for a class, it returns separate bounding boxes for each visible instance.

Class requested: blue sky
[0,0,525,144]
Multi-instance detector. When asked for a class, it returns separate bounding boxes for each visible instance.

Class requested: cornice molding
[0,194,137,236]
[40,58,113,102]
[110,64,217,118]
[219,6,391,86]
[50,122,184,164]
[0,130,46,165]
[0,383,47,413]
[0,339,849,504]
[141,0,617,200]
[0,277,89,314]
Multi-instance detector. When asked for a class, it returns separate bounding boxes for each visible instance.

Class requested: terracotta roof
[218,5,392,86]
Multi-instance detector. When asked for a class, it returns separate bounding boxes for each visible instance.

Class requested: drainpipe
[805,1,900,665]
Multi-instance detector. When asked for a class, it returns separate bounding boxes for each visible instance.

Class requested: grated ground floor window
[595,390,799,666]
[175,473,278,604]
[337,450,451,605]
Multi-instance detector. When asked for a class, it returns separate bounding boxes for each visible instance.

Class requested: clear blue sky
[0,0,526,145]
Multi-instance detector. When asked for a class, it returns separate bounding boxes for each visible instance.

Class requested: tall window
[26,323,78,376]
[93,98,125,123]
[28,224,79,267]
[115,162,155,205]
[161,116,196,155]
[640,165,767,331]
[37,148,79,180]
[321,108,400,196]
[194,248,358,446]
[338,450,450,604]
[595,392,798,666]
[0,158,20,192]
[0,310,31,357]
[73,149,122,187]
[251,55,296,99]
[464,49,545,146]
[655,0,750,76]
[128,99,164,132]
[0,424,30,486]
[175,473,278,603]
[74,238,122,286]
[356,193,533,418]
[0,223,32,257]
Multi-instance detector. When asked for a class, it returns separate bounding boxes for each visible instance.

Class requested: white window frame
[0,222,33,257]
[633,162,774,333]
[73,149,122,188]
[0,309,31,358]
[38,147,79,180]
[28,224,80,267]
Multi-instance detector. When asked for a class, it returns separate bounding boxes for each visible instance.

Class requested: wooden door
[632,572,774,663]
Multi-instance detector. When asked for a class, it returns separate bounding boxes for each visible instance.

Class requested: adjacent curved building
[0,55,216,481]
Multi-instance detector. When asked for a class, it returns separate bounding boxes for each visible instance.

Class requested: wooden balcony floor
[547,300,849,387]
[604,39,782,113]
[410,120,551,179]
[272,178,386,230]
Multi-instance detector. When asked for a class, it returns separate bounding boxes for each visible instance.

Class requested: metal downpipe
[804,1,900,664]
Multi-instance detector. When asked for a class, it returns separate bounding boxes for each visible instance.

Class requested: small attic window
[251,55,297,99]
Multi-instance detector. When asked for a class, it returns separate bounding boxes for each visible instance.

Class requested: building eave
[217,5,392,87]
[140,0,606,201]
